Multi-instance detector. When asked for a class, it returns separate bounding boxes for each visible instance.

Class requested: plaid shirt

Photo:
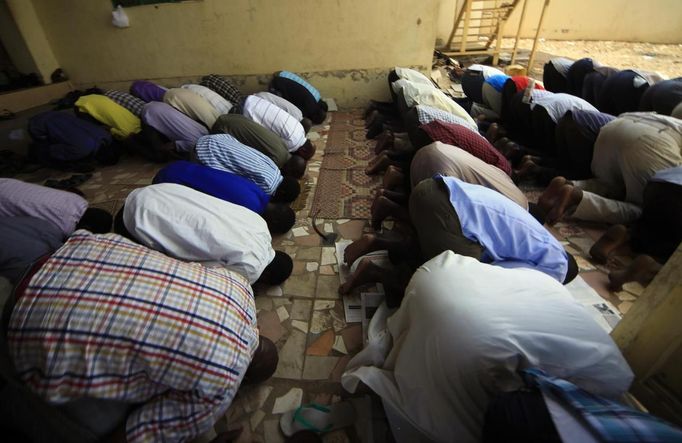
[200,75,243,111]
[420,120,512,175]
[104,90,146,117]
[524,368,682,443]
[8,231,258,443]
[415,104,478,132]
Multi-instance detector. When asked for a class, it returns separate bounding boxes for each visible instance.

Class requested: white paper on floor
[565,276,621,332]
[344,294,362,323]
[361,292,385,344]
[324,97,338,111]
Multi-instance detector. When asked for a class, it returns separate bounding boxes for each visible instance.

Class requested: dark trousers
[597,70,650,116]
[531,106,558,156]
[632,180,682,260]
[566,57,594,97]
[388,69,399,103]
[543,62,568,93]
[555,113,596,179]
[461,70,485,104]
[482,389,561,443]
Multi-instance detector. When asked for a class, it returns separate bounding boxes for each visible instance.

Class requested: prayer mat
[309,110,381,219]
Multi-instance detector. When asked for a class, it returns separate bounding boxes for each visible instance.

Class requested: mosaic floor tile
[302,356,340,380]
[290,299,312,321]
[306,329,335,356]
[273,330,307,379]
[258,310,286,344]
[283,272,318,298]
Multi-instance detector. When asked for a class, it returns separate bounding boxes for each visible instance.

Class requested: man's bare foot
[590,225,629,264]
[371,195,396,230]
[538,176,568,214]
[608,255,662,292]
[339,258,382,295]
[365,109,379,128]
[383,165,405,189]
[374,130,394,154]
[486,123,499,143]
[545,184,583,225]
[365,153,391,175]
[344,234,377,266]
[513,157,538,182]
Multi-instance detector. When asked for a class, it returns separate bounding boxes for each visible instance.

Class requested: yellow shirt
[75,95,141,139]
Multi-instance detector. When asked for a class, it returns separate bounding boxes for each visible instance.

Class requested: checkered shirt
[415,104,478,132]
[524,368,682,443]
[200,75,243,111]
[420,120,512,175]
[195,134,284,195]
[8,231,258,443]
[104,90,146,117]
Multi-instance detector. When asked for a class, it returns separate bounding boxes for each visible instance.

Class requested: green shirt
[212,114,290,168]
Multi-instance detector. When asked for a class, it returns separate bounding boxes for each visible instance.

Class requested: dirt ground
[502,38,682,79]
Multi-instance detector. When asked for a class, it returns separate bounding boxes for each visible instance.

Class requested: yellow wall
[6,0,59,83]
[26,0,438,105]
[0,0,39,75]
[437,0,682,45]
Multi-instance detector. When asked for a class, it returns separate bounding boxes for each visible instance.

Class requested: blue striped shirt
[278,71,321,101]
[195,134,283,195]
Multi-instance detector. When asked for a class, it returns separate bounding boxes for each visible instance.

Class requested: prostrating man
[103,90,146,117]
[129,80,167,102]
[6,230,277,442]
[542,57,573,93]
[181,84,234,115]
[153,161,295,234]
[0,178,112,238]
[74,94,141,139]
[270,75,327,124]
[116,184,293,285]
[638,77,682,116]
[194,134,301,203]
[200,74,244,111]
[596,69,654,116]
[163,87,221,128]
[341,251,633,443]
[341,176,577,301]
[242,95,315,159]
[581,65,620,106]
[529,92,598,156]
[212,114,306,177]
[254,91,304,122]
[538,112,682,225]
[517,110,616,182]
[460,64,506,105]
[137,101,209,157]
[27,110,118,170]
[565,57,595,97]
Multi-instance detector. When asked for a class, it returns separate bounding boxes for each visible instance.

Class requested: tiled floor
[2,107,645,442]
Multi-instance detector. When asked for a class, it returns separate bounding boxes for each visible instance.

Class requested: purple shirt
[130,80,167,103]
[141,102,209,152]
[0,179,88,237]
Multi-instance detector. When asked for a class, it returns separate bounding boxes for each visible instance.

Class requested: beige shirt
[164,88,221,128]
[410,142,528,209]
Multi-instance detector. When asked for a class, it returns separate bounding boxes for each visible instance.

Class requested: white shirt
[342,251,633,443]
[395,67,433,86]
[123,183,275,283]
[181,84,233,115]
[243,95,307,152]
[254,92,303,121]
[530,92,598,123]
[391,78,434,96]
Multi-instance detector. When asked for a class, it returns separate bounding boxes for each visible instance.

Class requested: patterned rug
[309,110,381,219]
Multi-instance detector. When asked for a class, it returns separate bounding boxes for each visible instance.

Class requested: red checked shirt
[420,120,512,175]
[8,231,258,443]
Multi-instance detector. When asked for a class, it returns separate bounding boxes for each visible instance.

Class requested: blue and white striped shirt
[195,134,283,195]
[278,71,321,101]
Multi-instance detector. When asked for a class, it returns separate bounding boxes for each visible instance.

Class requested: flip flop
[280,402,356,437]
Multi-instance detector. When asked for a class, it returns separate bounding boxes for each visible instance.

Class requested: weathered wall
[0,0,39,75]
[24,0,438,106]
[437,0,682,45]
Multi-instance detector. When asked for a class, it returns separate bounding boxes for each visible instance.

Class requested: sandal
[280,402,356,437]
